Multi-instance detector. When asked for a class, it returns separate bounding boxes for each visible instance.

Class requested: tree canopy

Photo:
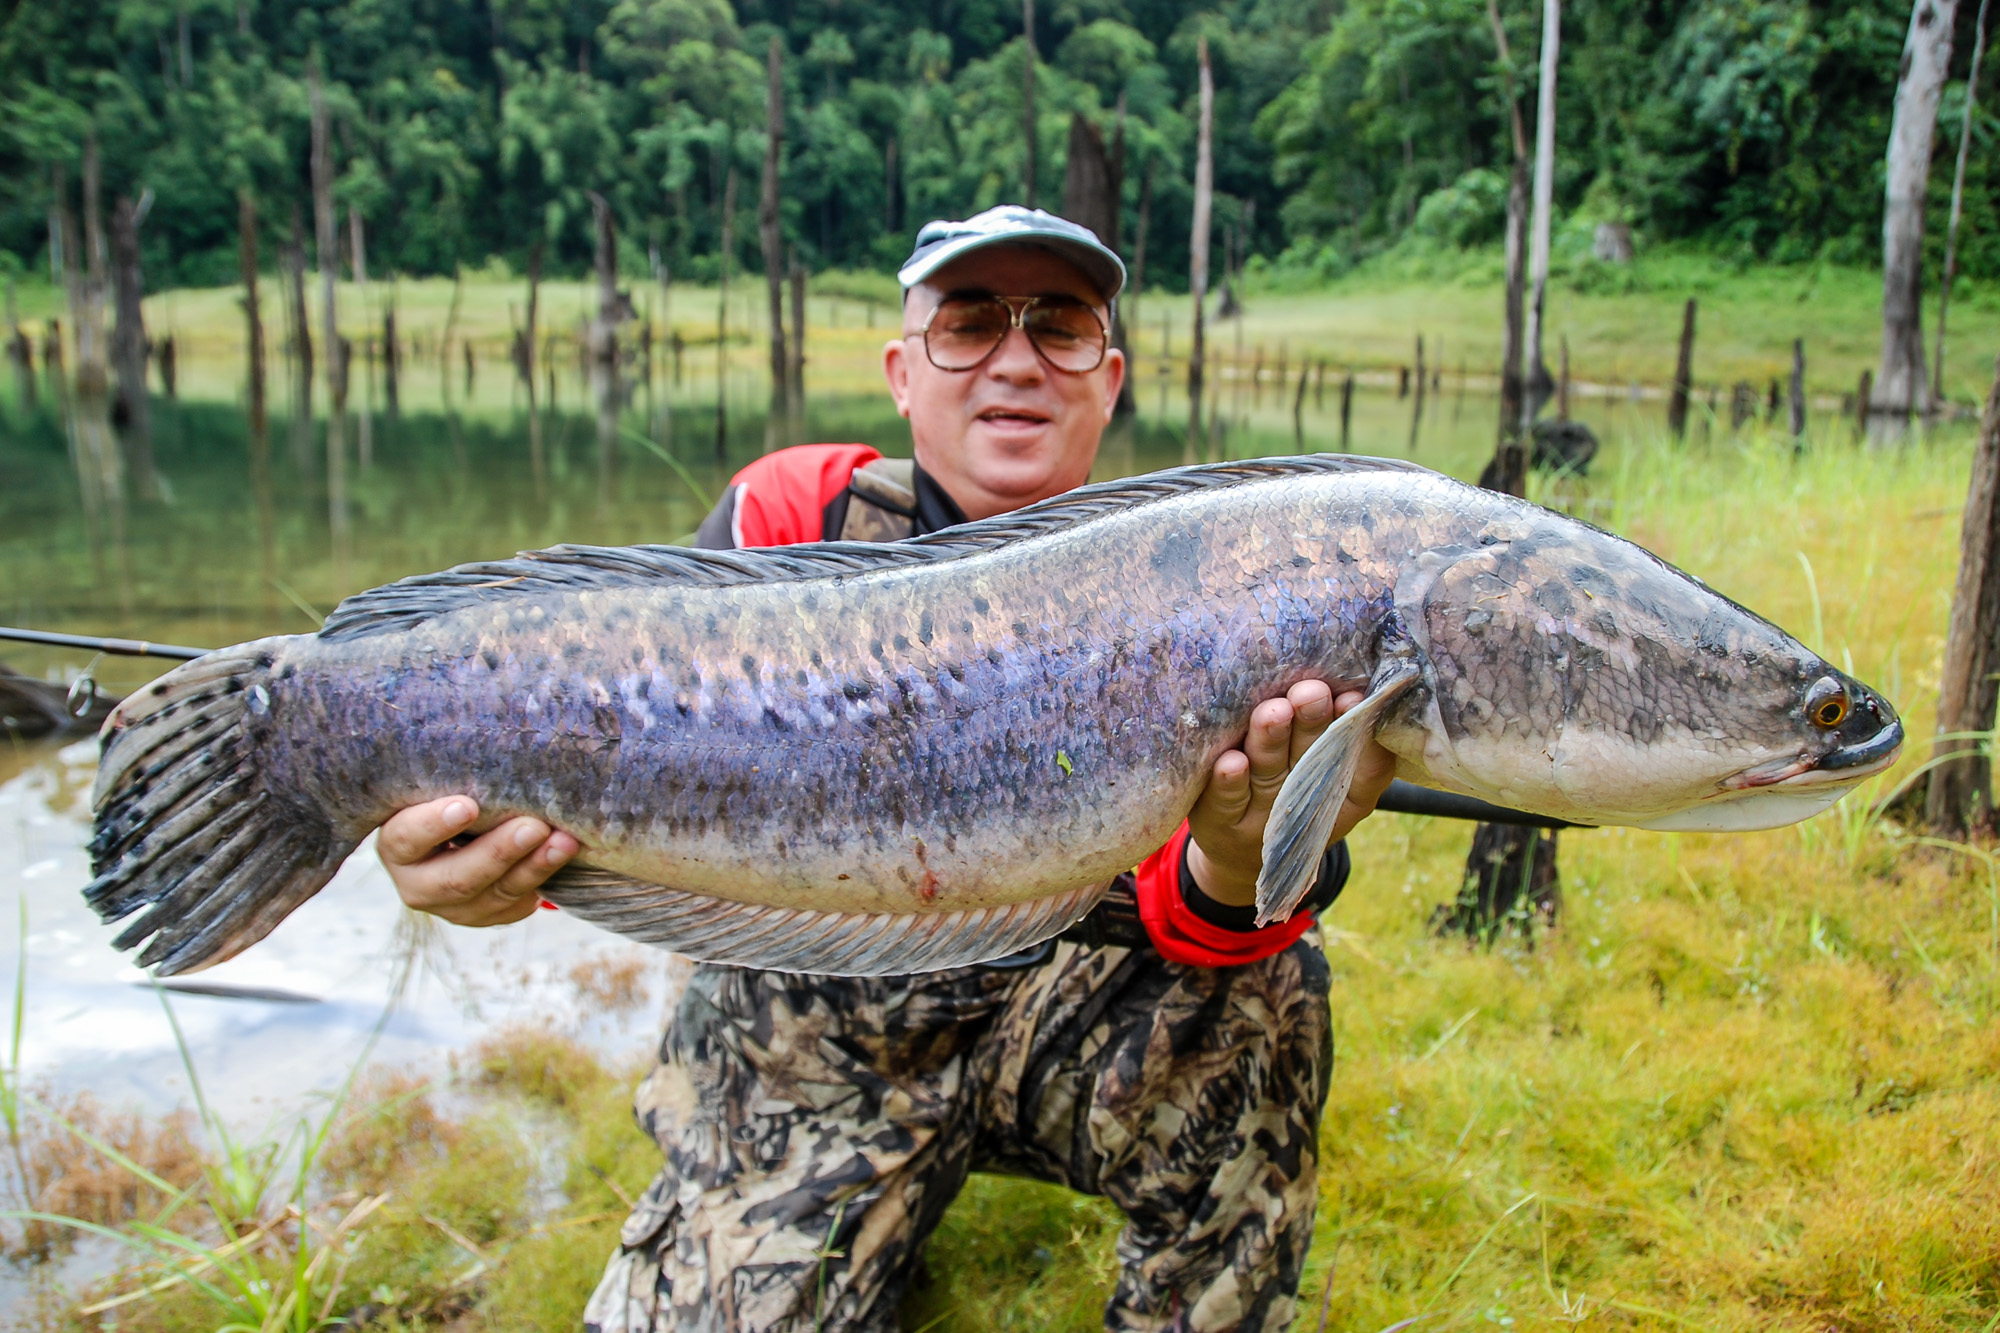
[1,0,1994,290]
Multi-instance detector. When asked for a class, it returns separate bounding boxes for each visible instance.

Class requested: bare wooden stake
[1667,298,1696,438]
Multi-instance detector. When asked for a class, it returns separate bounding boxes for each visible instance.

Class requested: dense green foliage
[1,0,1995,291]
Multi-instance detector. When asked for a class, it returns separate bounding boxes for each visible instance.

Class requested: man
[379,207,1395,1332]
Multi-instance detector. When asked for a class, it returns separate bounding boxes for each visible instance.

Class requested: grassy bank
[4,416,1994,1332]
[8,246,1997,405]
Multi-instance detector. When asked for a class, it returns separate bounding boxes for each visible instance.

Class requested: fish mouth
[1721,691,1905,791]
[1639,707,1904,833]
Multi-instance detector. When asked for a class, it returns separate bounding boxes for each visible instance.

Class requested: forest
[2,0,1997,294]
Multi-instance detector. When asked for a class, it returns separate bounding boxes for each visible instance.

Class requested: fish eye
[1805,676,1850,729]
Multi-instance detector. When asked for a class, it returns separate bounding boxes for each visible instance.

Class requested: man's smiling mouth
[976,407,1052,425]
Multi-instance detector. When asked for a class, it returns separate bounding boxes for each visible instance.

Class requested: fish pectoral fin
[1253,661,1422,927]
[539,864,1110,976]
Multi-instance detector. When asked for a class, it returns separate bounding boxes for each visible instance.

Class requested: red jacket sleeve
[727,443,883,546]
[1133,822,1317,967]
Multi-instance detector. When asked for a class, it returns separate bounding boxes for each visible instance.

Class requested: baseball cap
[897,205,1127,302]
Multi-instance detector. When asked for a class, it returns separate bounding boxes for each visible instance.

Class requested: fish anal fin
[1254,661,1422,927]
[540,866,1110,976]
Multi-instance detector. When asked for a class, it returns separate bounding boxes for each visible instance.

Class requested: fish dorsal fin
[320,453,1430,643]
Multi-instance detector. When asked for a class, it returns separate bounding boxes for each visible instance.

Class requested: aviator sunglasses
[914,292,1110,374]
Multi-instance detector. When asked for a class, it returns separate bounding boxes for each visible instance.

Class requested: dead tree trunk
[1062,112,1119,246]
[1667,298,1697,437]
[1934,0,1990,405]
[1871,0,1958,426]
[348,204,367,287]
[759,34,788,411]
[77,133,109,393]
[788,258,806,414]
[1522,0,1560,425]
[1064,108,1133,413]
[1459,37,1562,934]
[239,189,266,430]
[1926,356,2000,834]
[1187,39,1214,455]
[1488,0,1530,447]
[1131,162,1152,321]
[716,162,738,457]
[311,66,341,411]
[110,194,151,441]
[1021,0,1037,205]
[589,190,620,363]
[286,202,312,375]
[310,59,349,576]
[521,240,543,384]
[54,163,79,376]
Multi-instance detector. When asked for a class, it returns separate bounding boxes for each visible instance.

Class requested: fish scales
[84,455,1903,976]
[261,475,1407,912]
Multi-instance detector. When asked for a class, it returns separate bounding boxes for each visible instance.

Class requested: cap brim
[897,232,1125,303]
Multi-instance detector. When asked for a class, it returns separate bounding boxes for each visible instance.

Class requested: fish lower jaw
[1632,779,1860,832]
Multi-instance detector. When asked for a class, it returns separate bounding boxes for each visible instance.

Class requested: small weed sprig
[4,986,395,1331]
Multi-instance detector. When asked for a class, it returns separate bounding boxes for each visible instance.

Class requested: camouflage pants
[583,937,1332,1333]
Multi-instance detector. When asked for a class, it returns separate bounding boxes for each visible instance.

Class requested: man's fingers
[1192,749,1253,828]
[396,817,553,908]
[1241,697,1297,794]
[1284,680,1335,767]
[378,796,478,868]
[483,830,580,907]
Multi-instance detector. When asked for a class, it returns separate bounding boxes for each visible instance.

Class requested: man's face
[882,245,1126,521]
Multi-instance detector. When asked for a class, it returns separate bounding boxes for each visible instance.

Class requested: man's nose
[983,321,1045,382]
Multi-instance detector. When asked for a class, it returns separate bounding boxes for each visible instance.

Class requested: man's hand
[379,797,579,927]
[1186,682,1397,911]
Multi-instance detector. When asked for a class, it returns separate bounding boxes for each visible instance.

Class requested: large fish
[86,456,1902,976]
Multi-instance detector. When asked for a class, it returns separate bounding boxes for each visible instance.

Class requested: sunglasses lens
[925,299,1012,370]
[1023,299,1106,372]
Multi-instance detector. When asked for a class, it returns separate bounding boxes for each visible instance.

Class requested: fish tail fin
[85,640,353,976]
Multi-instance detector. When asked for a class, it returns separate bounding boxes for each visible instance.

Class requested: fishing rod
[0,625,1575,828]
[0,625,207,661]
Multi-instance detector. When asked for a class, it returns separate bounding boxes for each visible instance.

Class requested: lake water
[0,340,1642,1129]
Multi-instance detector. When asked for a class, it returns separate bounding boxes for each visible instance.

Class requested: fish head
[1379,514,1903,830]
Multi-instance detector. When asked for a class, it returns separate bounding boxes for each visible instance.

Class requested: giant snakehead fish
[84,455,1903,976]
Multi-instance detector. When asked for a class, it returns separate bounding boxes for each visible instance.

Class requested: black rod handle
[1374,779,1582,829]
[0,626,209,661]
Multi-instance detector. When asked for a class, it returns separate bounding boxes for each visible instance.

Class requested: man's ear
[883,338,914,419]
[1099,347,1127,423]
